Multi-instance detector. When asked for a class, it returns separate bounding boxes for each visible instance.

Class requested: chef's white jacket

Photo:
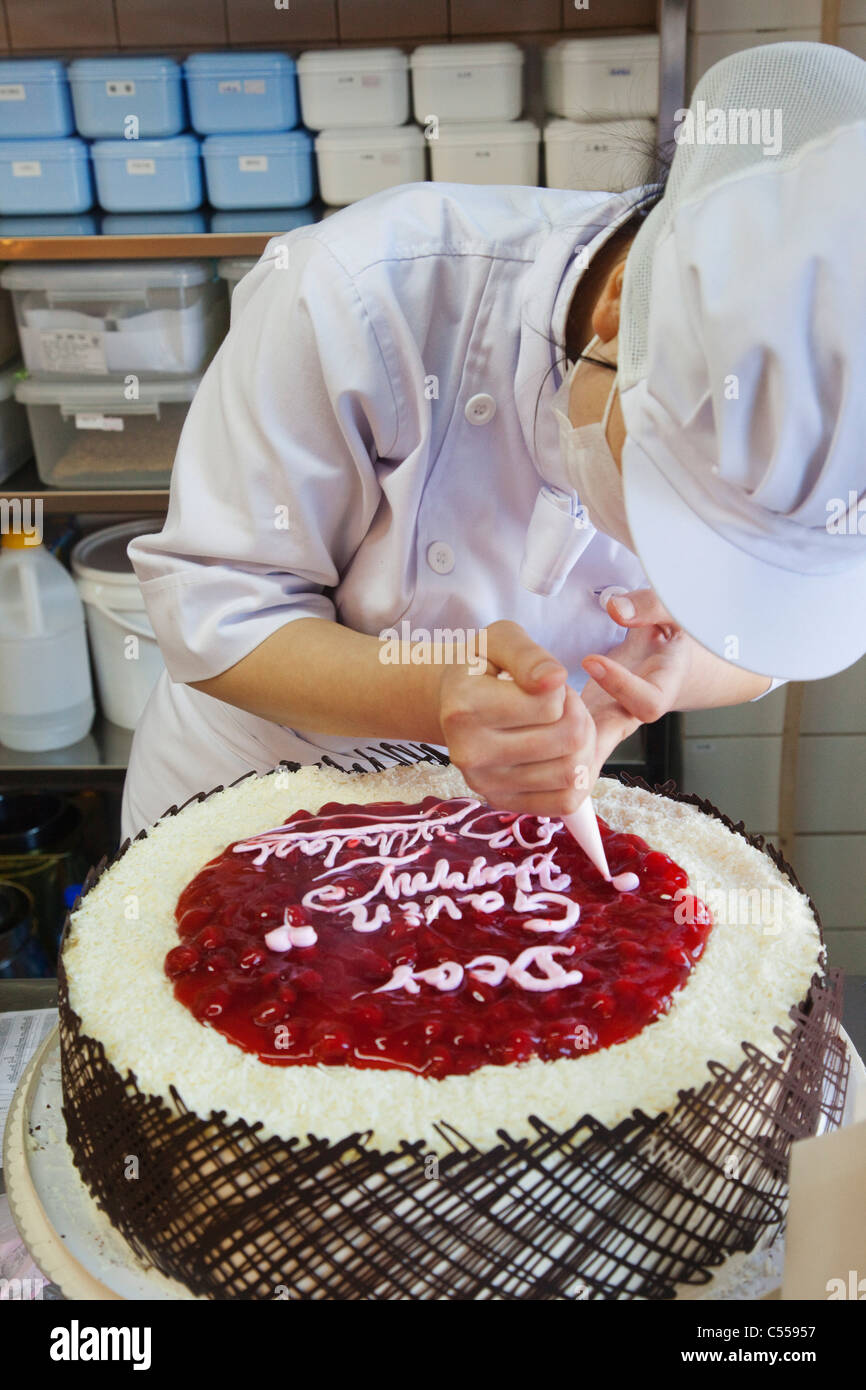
[123,181,651,840]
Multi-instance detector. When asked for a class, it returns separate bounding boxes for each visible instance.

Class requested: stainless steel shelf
[0,459,169,513]
[0,714,132,783]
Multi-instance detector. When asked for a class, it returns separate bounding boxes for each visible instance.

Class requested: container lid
[436,119,539,147]
[184,51,295,76]
[0,58,68,83]
[555,34,660,61]
[216,256,258,281]
[15,374,201,406]
[0,791,79,851]
[315,124,424,151]
[410,42,523,69]
[0,359,23,403]
[68,56,182,78]
[202,130,312,155]
[1,259,215,291]
[91,134,201,160]
[0,137,88,161]
[297,47,407,74]
[71,518,157,582]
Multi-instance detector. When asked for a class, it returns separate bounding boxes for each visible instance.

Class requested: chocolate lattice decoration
[58,751,849,1300]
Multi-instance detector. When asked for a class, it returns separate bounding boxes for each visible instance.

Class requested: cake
[58,753,847,1300]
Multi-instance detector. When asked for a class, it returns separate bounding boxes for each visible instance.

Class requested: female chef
[124,42,866,840]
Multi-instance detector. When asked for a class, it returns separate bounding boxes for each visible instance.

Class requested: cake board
[6,1024,864,1303]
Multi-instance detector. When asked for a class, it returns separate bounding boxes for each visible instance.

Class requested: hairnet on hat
[618,43,866,680]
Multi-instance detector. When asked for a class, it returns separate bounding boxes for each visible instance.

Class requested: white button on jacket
[123,181,649,838]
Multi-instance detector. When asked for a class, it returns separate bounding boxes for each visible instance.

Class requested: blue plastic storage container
[202,131,314,210]
[184,52,298,134]
[209,205,317,233]
[101,211,207,235]
[0,60,74,138]
[68,57,185,139]
[0,138,92,215]
[92,135,202,213]
[0,212,97,236]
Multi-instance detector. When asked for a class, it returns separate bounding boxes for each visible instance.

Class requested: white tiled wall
[680,658,866,973]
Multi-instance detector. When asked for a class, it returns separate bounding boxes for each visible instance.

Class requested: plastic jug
[0,530,94,750]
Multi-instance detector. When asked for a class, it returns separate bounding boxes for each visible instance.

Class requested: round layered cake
[59,757,842,1300]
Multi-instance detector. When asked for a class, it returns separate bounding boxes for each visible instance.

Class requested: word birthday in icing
[168,795,713,1077]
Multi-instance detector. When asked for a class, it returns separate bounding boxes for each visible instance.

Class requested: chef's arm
[190,617,447,743]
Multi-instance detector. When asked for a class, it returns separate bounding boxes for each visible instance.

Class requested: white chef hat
[619,42,866,680]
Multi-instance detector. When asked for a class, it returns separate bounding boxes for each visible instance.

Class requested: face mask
[550,335,634,551]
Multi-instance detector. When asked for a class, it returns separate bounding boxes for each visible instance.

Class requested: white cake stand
[5,1026,864,1302]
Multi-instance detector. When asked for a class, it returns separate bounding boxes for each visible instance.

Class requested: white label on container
[218,79,243,94]
[244,79,266,95]
[380,152,400,166]
[106,79,136,97]
[126,157,156,175]
[360,75,381,88]
[456,71,474,81]
[40,329,107,374]
[239,155,268,172]
[0,84,26,101]
[75,413,125,432]
[12,160,41,177]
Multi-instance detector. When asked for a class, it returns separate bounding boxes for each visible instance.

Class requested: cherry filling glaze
[167,796,713,1077]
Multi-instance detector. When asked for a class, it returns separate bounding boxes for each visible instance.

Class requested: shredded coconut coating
[63,767,821,1155]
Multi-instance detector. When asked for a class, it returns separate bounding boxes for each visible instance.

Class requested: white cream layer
[63,766,822,1155]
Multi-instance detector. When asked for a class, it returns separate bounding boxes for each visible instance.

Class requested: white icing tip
[611,871,640,893]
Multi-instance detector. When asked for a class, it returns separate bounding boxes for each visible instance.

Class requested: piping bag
[497,672,638,892]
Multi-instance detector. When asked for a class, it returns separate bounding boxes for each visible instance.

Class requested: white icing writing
[375,944,583,996]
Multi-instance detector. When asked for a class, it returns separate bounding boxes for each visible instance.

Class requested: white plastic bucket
[71,519,164,729]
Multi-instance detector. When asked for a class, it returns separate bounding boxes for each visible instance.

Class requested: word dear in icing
[374,944,584,996]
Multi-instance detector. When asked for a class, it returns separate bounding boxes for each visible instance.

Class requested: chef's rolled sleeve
[128,236,398,685]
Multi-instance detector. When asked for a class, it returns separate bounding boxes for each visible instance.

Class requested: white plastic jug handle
[84,597,155,643]
[19,558,45,637]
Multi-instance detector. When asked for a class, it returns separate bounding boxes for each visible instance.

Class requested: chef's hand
[581,590,694,723]
[581,589,773,719]
[437,620,603,817]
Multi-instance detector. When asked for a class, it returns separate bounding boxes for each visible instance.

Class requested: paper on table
[0,1009,57,1169]
[782,1116,866,1300]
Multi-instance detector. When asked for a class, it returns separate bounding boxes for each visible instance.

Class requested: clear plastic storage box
[91,135,202,213]
[68,57,186,139]
[0,138,92,215]
[202,131,314,209]
[543,118,656,192]
[315,125,425,205]
[545,36,660,121]
[430,120,539,185]
[0,60,74,138]
[184,52,298,134]
[297,48,409,130]
[0,259,227,380]
[217,257,258,304]
[410,43,524,123]
[14,375,200,490]
[0,360,32,483]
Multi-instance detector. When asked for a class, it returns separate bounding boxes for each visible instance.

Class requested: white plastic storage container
[0,531,94,752]
[0,138,92,215]
[217,257,257,303]
[184,52,298,134]
[14,375,200,490]
[71,520,165,730]
[0,361,31,483]
[315,125,426,206]
[0,60,74,138]
[545,35,660,120]
[68,57,185,139]
[430,120,539,185]
[410,43,524,123]
[297,48,409,131]
[1,260,226,380]
[544,118,656,192]
[91,135,202,213]
[202,131,314,209]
